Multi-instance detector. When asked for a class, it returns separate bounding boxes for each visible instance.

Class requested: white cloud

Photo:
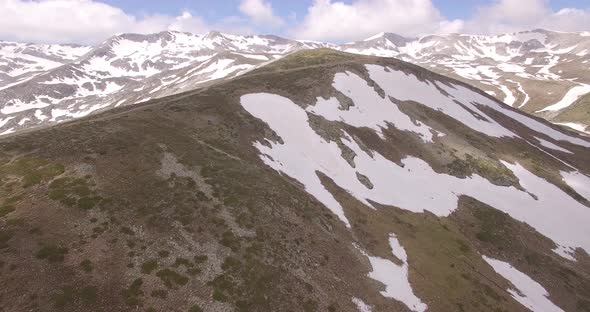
[543,8,590,32]
[1,0,588,45]
[291,0,463,42]
[168,11,209,33]
[239,0,284,27]
[291,0,590,42]
[465,0,590,34]
[0,0,209,44]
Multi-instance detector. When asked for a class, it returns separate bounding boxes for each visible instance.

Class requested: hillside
[0,49,589,312]
[553,93,590,133]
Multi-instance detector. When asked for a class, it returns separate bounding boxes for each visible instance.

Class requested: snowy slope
[0,31,329,135]
[0,41,91,89]
[241,64,590,260]
[340,29,590,132]
[2,29,590,137]
[236,50,590,311]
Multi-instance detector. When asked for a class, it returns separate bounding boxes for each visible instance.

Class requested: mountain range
[1,29,589,136]
[342,30,590,134]
[0,48,589,312]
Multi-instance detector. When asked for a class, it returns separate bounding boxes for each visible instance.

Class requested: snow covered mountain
[0,31,332,135]
[341,29,590,134]
[1,49,589,312]
[1,29,590,137]
[0,41,91,89]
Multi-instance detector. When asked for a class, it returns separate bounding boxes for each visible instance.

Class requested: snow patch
[554,122,589,134]
[240,93,351,227]
[362,234,427,312]
[351,298,373,312]
[539,84,590,112]
[366,64,517,139]
[499,84,516,106]
[307,71,435,141]
[231,52,268,60]
[0,116,14,127]
[1,98,50,114]
[483,256,564,312]
[0,128,15,135]
[561,170,590,202]
[552,245,577,261]
[364,32,386,41]
[34,109,47,121]
[533,137,573,154]
[515,81,530,108]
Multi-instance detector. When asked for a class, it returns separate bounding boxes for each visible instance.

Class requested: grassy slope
[553,92,590,130]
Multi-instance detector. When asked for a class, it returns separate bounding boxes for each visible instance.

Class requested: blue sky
[0,0,589,44]
[100,0,588,22]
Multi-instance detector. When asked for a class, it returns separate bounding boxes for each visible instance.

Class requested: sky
[0,0,589,44]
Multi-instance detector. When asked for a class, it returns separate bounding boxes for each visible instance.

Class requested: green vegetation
[194,255,208,264]
[80,259,93,272]
[80,286,98,304]
[77,196,102,210]
[254,49,353,73]
[189,304,203,312]
[303,299,318,312]
[156,269,189,289]
[157,250,170,258]
[208,248,276,310]
[141,259,158,274]
[0,157,64,188]
[52,285,97,308]
[120,226,134,235]
[36,244,68,263]
[0,229,13,249]
[446,154,517,186]
[553,92,590,126]
[52,286,76,308]
[0,204,15,217]
[0,194,22,217]
[172,257,193,268]
[122,278,143,306]
[220,230,240,251]
[473,205,513,248]
[48,176,102,209]
[150,289,167,299]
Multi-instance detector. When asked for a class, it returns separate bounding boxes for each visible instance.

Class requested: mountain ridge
[0,29,589,136]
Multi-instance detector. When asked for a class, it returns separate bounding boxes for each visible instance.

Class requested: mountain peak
[204,30,225,39]
[360,32,414,46]
[363,32,386,41]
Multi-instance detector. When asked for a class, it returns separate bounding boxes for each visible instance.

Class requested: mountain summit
[0,49,588,311]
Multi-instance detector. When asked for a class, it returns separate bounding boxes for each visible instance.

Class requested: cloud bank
[291,0,590,42]
[291,0,464,42]
[0,0,209,44]
[239,0,284,27]
[0,0,588,44]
